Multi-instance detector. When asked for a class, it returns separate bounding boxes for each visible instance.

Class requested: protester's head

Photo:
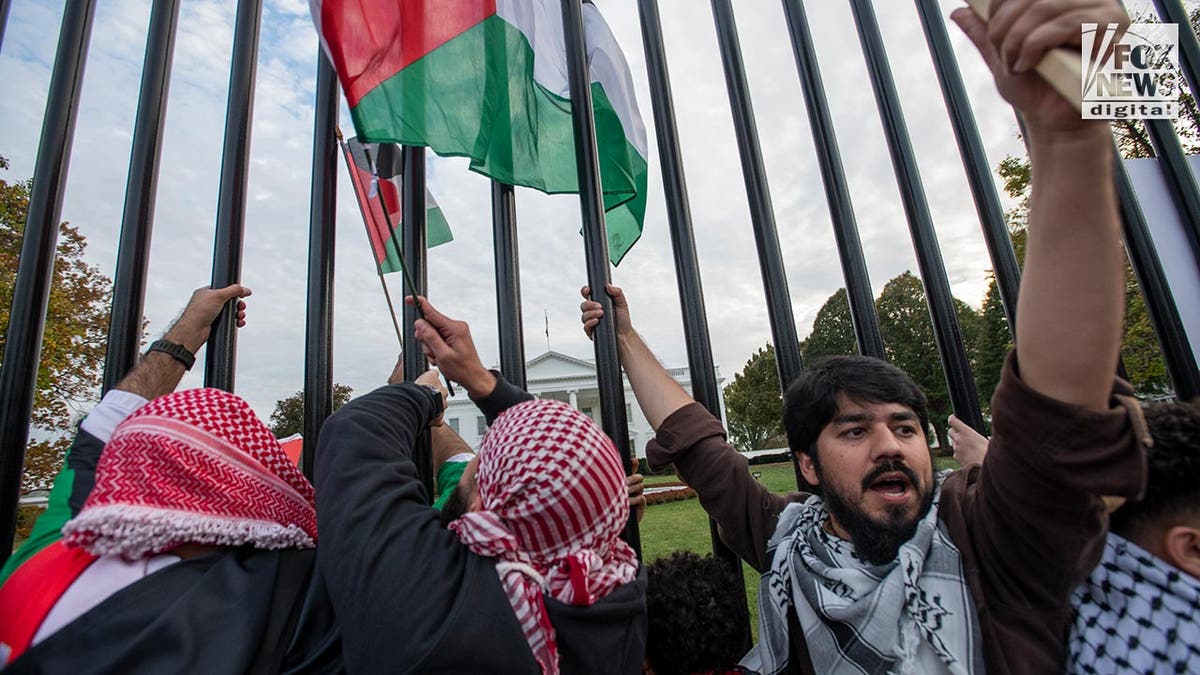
[1110,400,1200,579]
[644,551,746,675]
[61,388,318,557]
[782,355,935,564]
[449,398,639,673]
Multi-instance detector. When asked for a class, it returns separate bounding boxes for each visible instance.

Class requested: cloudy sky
[0,0,1165,421]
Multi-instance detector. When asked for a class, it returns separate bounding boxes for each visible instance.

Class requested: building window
[448,418,460,434]
[626,403,633,421]
[476,416,488,436]
[581,407,593,417]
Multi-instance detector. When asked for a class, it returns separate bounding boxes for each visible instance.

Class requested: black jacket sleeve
[67,427,104,515]
[469,370,535,425]
[313,383,535,673]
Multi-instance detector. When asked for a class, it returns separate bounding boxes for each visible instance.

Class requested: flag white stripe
[495,0,648,157]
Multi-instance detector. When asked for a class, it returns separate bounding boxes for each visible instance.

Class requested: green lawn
[638,458,962,637]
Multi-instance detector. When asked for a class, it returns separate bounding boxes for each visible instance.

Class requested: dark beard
[817,459,935,566]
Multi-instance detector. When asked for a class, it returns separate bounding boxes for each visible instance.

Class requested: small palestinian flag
[341,137,453,274]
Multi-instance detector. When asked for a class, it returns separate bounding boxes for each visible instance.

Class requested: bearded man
[579,1,1148,672]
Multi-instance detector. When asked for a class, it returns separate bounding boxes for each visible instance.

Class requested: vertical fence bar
[0,0,11,55]
[301,53,338,479]
[1141,118,1200,270]
[1114,151,1200,400]
[0,0,97,565]
[710,0,807,487]
[103,0,181,393]
[780,0,885,359]
[847,0,985,432]
[401,146,434,499]
[560,0,640,555]
[709,0,804,391]
[205,0,262,392]
[1152,0,1200,102]
[913,0,1022,332]
[637,0,750,647]
[492,181,527,390]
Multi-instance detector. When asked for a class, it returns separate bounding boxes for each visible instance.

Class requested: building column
[568,389,579,409]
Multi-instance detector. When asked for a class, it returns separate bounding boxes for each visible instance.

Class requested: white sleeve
[78,390,150,443]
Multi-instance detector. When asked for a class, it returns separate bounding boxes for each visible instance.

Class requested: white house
[442,351,727,459]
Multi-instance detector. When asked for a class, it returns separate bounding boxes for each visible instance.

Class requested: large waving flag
[312,0,648,265]
[341,136,453,275]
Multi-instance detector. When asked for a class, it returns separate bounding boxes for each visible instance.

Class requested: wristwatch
[147,339,196,370]
[419,383,445,419]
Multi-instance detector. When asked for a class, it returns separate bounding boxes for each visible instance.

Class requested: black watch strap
[147,339,196,370]
[419,383,444,418]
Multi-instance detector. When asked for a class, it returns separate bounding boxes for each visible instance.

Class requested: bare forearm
[431,424,473,471]
[1017,125,1123,409]
[617,331,694,430]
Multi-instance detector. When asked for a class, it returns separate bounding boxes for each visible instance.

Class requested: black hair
[1111,400,1200,539]
[782,355,929,459]
[645,551,748,675]
[439,484,470,527]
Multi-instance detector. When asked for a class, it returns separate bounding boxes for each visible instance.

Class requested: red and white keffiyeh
[61,388,317,558]
[449,399,638,675]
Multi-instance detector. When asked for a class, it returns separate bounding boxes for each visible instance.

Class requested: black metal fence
[2,0,1198,642]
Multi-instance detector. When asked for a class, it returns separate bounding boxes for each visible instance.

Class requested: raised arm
[113,284,251,400]
[946,4,1148,656]
[0,284,251,581]
[580,284,692,429]
[953,2,1127,410]
[581,284,793,569]
[410,296,533,422]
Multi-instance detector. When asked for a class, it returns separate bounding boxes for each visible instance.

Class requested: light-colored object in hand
[964,0,1084,111]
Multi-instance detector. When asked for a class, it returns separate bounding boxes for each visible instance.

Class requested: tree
[973,279,1011,416]
[996,134,1175,398]
[1,156,113,493]
[723,345,784,452]
[269,384,355,438]
[874,272,982,453]
[800,288,857,363]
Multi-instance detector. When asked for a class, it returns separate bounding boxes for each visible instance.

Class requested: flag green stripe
[377,204,456,275]
[378,237,404,275]
[0,457,77,583]
[427,206,453,248]
[350,15,645,265]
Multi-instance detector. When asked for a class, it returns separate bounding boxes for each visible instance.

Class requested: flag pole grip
[964,0,1083,112]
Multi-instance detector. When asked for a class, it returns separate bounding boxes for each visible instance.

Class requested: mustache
[861,460,920,491]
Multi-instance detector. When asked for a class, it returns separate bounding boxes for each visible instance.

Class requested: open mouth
[868,473,912,501]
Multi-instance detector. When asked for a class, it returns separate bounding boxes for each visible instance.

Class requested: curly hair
[1111,400,1200,539]
[645,551,748,675]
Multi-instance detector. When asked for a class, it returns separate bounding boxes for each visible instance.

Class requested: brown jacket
[646,355,1150,675]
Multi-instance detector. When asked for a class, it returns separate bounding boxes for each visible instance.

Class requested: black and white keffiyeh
[741,484,983,675]
[1068,533,1200,674]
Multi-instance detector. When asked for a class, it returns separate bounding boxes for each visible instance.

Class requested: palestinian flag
[312,0,648,265]
[341,136,453,275]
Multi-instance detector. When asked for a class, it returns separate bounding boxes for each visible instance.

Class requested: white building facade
[442,351,726,459]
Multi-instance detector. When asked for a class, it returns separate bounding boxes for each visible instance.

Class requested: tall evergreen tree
[973,279,1011,418]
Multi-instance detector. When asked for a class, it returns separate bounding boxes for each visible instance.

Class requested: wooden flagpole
[964,0,1084,111]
